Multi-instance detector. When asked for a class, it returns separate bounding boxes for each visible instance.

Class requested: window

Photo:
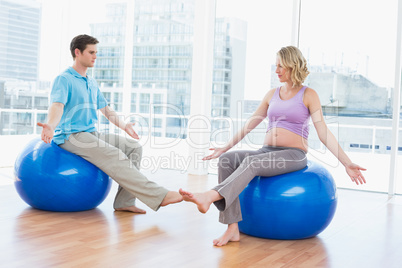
[212,0,293,146]
[131,93,137,113]
[140,93,150,104]
[299,0,398,192]
[153,118,162,128]
[2,0,402,191]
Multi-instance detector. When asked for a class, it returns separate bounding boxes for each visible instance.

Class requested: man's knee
[128,141,142,161]
[135,143,143,157]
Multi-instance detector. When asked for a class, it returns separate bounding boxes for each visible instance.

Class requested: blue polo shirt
[50,67,108,145]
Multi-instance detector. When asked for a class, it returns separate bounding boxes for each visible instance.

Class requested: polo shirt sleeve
[96,88,108,109]
[50,76,69,105]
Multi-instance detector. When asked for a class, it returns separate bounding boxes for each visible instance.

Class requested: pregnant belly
[264,128,308,152]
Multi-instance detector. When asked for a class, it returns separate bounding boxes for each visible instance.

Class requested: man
[38,34,182,213]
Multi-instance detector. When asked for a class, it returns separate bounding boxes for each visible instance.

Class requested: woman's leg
[179,147,269,214]
[215,148,271,223]
[180,147,307,246]
[179,147,274,246]
[214,148,307,224]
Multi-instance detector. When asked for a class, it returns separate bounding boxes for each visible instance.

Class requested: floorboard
[1,168,402,268]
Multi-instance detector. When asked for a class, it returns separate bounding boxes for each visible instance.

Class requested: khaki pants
[59,132,168,211]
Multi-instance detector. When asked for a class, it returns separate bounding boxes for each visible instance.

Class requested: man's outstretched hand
[124,122,139,140]
[37,122,54,144]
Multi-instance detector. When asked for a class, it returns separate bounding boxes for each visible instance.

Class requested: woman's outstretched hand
[345,163,367,185]
[202,147,228,161]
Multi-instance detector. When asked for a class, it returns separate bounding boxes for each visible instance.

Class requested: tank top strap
[269,86,281,104]
[274,86,281,99]
[295,85,307,100]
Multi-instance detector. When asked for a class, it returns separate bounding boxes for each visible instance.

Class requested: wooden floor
[1,168,402,268]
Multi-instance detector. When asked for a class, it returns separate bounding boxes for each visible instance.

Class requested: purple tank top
[267,86,310,139]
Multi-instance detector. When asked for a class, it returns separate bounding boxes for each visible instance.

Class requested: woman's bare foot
[160,191,183,207]
[179,189,221,213]
[213,223,240,247]
[115,205,146,214]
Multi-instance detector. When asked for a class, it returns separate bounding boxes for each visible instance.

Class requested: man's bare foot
[160,191,183,207]
[179,189,221,213]
[115,205,146,214]
[213,223,240,247]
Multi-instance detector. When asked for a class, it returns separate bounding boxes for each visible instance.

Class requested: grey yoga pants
[212,145,307,224]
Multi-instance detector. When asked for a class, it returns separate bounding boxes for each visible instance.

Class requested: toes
[179,189,191,197]
[213,238,224,246]
[214,241,225,247]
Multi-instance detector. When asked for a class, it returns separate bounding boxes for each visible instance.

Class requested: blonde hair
[277,46,310,87]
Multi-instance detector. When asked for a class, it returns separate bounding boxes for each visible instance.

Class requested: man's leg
[60,132,169,211]
[96,133,144,211]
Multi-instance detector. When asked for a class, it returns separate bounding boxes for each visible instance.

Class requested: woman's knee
[240,155,255,166]
[240,155,287,177]
[238,155,258,174]
[218,152,236,170]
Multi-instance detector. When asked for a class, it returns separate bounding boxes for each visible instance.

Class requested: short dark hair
[70,34,99,59]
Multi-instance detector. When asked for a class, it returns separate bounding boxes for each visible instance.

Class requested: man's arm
[100,105,139,140]
[37,102,64,143]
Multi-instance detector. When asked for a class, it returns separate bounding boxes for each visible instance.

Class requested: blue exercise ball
[238,161,337,240]
[14,138,112,212]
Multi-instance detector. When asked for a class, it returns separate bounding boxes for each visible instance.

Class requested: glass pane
[129,0,195,139]
[396,80,402,194]
[211,0,294,148]
[0,0,43,138]
[0,112,32,135]
[0,0,196,170]
[299,0,398,192]
[0,1,41,81]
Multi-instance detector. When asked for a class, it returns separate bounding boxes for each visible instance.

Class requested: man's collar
[68,66,87,78]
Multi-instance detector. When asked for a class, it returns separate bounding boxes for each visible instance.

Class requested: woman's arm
[306,88,366,185]
[100,105,139,139]
[203,89,275,160]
